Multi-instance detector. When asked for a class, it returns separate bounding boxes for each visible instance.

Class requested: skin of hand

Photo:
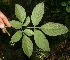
[0,11,11,33]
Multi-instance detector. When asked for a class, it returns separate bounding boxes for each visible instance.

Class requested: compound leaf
[31,2,44,26]
[23,16,30,26]
[10,20,22,29]
[34,29,50,51]
[41,22,68,36]
[22,35,33,57]
[23,29,34,36]
[11,30,22,42]
[15,4,26,23]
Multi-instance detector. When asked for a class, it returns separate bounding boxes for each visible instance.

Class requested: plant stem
[27,27,40,29]
[4,27,10,36]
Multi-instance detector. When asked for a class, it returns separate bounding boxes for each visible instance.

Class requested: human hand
[0,11,11,33]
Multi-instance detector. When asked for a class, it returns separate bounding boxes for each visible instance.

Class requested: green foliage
[11,30,22,42]
[23,16,30,26]
[61,2,67,6]
[61,1,70,13]
[10,2,68,57]
[66,6,70,13]
[68,1,70,5]
[10,20,22,29]
[22,35,33,57]
[31,2,44,26]
[61,1,70,6]
[67,58,70,60]
[23,29,34,36]
[40,22,68,36]
[34,29,50,51]
[15,4,26,23]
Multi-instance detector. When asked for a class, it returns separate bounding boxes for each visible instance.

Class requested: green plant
[10,2,68,57]
[61,1,70,13]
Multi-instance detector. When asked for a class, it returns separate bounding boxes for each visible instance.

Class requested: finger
[0,17,4,24]
[0,18,5,28]
[0,11,11,27]
[0,18,5,33]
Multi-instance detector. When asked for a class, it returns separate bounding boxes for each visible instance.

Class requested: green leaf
[22,35,33,57]
[11,30,22,42]
[31,2,44,26]
[15,4,26,23]
[61,2,67,6]
[34,29,50,51]
[23,16,30,26]
[10,20,22,29]
[66,6,70,13]
[40,22,68,36]
[68,1,70,5]
[23,29,34,36]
